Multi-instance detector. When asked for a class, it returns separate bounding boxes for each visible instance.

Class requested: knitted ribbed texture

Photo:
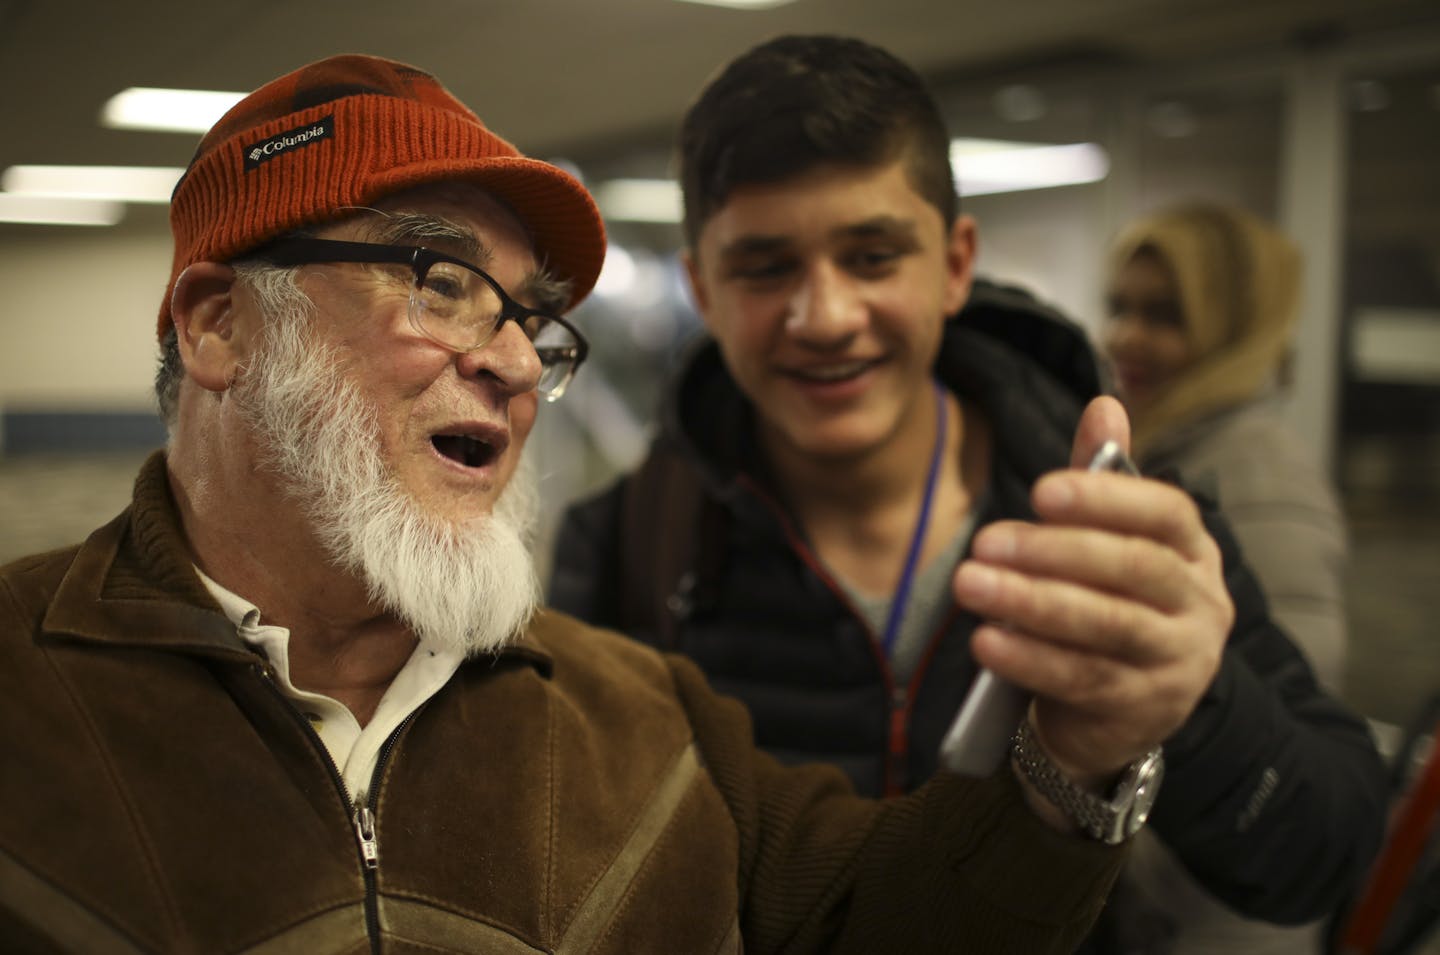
[158,54,605,340]
[107,452,215,608]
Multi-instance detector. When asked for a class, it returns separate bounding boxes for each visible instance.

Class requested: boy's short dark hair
[678,34,959,250]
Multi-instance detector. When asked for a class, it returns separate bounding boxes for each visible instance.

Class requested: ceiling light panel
[950,139,1109,196]
[0,194,125,226]
[2,165,185,203]
[673,0,798,8]
[594,179,682,223]
[100,87,246,133]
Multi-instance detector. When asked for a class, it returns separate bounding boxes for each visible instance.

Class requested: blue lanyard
[879,380,947,659]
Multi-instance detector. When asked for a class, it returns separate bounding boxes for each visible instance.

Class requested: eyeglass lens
[410,259,580,398]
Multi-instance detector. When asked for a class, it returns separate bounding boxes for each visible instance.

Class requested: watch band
[1010,718,1164,845]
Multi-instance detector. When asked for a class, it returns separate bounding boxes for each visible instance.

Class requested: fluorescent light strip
[101,87,246,133]
[594,179,682,224]
[2,165,185,204]
[673,0,798,8]
[951,139,1109,196]
[0,194,124,226]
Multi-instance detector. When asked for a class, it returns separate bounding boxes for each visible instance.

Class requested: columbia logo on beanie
[244,116,335,170]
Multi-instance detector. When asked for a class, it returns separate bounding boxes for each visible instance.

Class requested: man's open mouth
[431,433,500,469]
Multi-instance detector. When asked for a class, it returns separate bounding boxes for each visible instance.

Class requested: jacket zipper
[354,805,379,869]
[739,475,934,796]
[250,661,414,954]
[357,711,416,951]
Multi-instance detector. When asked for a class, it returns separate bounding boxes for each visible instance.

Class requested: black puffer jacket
[549,279,1387,926]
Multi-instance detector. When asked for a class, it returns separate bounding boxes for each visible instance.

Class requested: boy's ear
[170,262,243,393]
[682,249,713,326]
[942,214,979,316]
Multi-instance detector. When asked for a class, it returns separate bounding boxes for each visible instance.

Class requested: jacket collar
[42,451,554,678]
[43,452,250,661]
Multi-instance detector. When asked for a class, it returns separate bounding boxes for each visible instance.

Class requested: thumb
[1070,395,1132,469]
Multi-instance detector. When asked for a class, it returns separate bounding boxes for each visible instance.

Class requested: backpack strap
[617,441,727,648]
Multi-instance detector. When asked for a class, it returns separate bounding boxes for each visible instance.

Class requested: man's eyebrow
[520,268,573,315]
[356,208,569,309]
[363,211,493,270]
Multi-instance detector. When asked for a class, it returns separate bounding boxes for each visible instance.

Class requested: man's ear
[941,214,979,316]
[170,262,243,393]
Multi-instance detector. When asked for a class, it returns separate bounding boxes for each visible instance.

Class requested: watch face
[1121,751,1165,838]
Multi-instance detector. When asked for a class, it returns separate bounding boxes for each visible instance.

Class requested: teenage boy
[549,34,1385,952]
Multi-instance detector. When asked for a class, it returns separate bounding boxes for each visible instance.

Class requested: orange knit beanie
[158,53,606,341]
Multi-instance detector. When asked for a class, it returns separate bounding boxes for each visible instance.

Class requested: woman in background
[1099,200,1352,955]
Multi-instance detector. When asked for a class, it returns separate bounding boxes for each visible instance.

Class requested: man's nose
[454,318,544,396]
[784,263,866,345]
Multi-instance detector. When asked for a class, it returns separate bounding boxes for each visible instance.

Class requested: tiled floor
[0,450,156,563]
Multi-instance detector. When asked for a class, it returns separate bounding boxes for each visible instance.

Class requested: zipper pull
[353,805,379,870]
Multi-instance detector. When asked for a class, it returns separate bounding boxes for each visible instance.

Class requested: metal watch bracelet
[1010,718,1164,845]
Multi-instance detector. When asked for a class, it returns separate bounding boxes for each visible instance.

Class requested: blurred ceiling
[1,0,1438,184]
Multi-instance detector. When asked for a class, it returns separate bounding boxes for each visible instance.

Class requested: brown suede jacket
[0,453,1124,954]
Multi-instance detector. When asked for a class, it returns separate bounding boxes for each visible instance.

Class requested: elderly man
[5,54,1228,953]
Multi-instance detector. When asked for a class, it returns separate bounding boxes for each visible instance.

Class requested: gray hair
[154,262,311,434]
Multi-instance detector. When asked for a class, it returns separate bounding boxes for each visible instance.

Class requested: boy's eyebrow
[838,215,919,241]
[717,234,793,260]
[717,215,921,259]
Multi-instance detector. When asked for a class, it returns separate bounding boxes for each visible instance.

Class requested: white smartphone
[937,439,1138,776]
[1084,439,1140,477]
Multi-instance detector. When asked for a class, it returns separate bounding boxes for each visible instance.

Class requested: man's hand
[953,395,1232,789]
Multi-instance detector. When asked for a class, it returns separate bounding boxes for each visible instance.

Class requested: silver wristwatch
[1010,719,1164,845]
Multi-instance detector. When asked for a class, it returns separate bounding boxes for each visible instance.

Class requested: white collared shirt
[197,568,463,804]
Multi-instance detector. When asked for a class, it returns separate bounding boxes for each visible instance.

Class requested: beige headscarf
[1108,201,1303,457]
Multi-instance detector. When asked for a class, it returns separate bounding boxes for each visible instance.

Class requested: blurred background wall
[1,0,1437,743]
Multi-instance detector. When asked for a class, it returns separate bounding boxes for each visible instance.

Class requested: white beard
[232,301,540,657]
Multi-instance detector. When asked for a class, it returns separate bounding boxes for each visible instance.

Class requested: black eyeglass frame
[246,236,589,398]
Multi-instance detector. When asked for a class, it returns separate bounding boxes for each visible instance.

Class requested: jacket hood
[1107,202,1301,456]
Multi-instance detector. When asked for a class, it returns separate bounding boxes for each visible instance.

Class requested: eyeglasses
[250,237,589,400]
